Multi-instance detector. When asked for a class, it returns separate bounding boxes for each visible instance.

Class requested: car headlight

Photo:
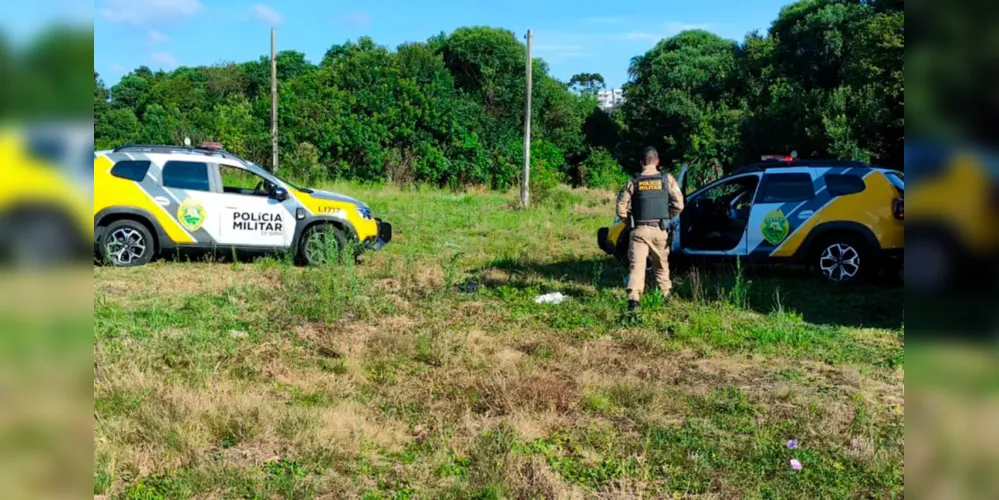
[356,206,373,220]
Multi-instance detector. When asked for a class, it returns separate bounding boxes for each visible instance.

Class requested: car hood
[306,189,368,209]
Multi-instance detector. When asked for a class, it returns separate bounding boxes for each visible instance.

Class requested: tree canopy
[93,0,904,191]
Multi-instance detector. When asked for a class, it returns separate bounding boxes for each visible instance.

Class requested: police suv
[598,157,904,282]
[94,144,392,267]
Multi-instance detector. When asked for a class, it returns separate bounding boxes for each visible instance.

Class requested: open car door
[671,165,688,251]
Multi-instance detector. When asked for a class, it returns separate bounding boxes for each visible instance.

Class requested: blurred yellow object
[0,123,93,266]
[905,141,999,291]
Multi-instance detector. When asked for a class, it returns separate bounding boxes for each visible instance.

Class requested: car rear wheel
[299,224,348,266]
[100,220,155,267]
[814,235,870,283]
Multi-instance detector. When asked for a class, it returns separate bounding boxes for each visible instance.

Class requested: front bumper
[369,218,392,250]
[597,227,615,255]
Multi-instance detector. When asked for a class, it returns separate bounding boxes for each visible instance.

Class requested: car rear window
[110,160,151,182]
[886,171,903,194]
[162,161,211,191]
[824,174,866,196]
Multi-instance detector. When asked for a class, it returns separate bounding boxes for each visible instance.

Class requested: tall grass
[93,184,903,499]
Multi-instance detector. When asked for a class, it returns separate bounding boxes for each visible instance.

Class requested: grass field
[94,184,904,499]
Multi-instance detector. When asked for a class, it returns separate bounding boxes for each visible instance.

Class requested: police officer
[616,147,684,311]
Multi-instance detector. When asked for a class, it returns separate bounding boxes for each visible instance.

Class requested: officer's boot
[627,300,640,312]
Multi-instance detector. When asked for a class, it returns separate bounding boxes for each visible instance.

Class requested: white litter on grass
[535,292,569,304]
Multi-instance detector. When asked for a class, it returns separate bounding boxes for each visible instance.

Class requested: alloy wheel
[105,228,147,266]
[819,243,860,281]
[305,230,339,265]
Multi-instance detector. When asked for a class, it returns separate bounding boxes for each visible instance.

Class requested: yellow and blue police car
[94,144,392,267]
[904,140,999,291]
[598,157,904,282]
[0,122,93,265]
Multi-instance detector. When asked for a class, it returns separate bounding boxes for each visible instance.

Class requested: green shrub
[580,148,628,190]
[281,142,322,185]
[528,140,567,205]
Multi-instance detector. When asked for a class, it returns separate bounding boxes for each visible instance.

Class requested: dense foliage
[1,26,93,119]
[94,0,903,190]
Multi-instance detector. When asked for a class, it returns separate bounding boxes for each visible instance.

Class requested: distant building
[597,88,624,111]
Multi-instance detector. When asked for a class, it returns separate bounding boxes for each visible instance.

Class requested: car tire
[813,234,871,283]
[299,224,348,266]
[99,220,155,267]
[905,234,954,292]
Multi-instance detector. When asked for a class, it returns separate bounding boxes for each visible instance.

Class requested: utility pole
[521,29,533,209]
[270,27,279,172]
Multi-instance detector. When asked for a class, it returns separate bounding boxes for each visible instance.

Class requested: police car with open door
[598,156,904,282]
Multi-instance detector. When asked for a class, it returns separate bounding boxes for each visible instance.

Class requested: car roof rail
[732,159,870,175]
[113,144,247,162]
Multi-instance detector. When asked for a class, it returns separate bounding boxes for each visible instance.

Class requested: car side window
[759,173,814,203]
[110,160,151,182]
[824,174,866,196]
[162,161,211,191]
[698,177,758,203]
[219,165,275,197]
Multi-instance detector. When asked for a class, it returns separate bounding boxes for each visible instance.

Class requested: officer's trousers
[627,225,671,301]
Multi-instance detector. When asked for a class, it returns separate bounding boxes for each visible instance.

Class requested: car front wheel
[299,224,348,266]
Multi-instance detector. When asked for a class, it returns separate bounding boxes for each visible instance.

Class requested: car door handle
[798,210,814,220]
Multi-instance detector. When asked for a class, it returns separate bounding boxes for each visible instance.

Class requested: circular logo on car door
[761,209,790,245]
[178,199,207,231]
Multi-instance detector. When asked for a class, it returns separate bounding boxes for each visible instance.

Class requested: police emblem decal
[178,199,207,232]
[761,209,790,245]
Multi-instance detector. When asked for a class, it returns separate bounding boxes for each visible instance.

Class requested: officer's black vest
[631,172,671,221]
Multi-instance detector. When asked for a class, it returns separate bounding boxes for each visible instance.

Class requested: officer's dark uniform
[616,160,684,306]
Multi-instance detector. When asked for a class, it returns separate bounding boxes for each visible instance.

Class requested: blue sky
[91,0,793,88]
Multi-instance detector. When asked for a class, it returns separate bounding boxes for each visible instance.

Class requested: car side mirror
[271,186,289,201]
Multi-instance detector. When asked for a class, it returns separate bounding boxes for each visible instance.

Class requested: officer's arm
[667,174,684,218]
[616,180,633,220]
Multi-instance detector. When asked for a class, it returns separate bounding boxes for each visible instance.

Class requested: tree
[94,72,109,117]
[621,30,743,168]
[568,72,605,95]
[96,108,141,149]
[740,0,903,166]
[92,7,903,187]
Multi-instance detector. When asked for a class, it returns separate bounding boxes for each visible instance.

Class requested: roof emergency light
[761,154,794,162]
[201,141,223,150]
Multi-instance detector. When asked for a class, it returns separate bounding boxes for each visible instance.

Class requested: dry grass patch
[94,263,281,304]
[316,403,411,454]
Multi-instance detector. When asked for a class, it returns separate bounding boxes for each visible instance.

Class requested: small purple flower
[790,459,802,471]
[787,439,799,449]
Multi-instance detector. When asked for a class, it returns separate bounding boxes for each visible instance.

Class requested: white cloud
[110,63,126,72]
[252,4,283,25]
[534,44,589,60]
[618,32,661,41]
[150,51,180,69]
[148,30,170,45]
[100,0,204,24]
